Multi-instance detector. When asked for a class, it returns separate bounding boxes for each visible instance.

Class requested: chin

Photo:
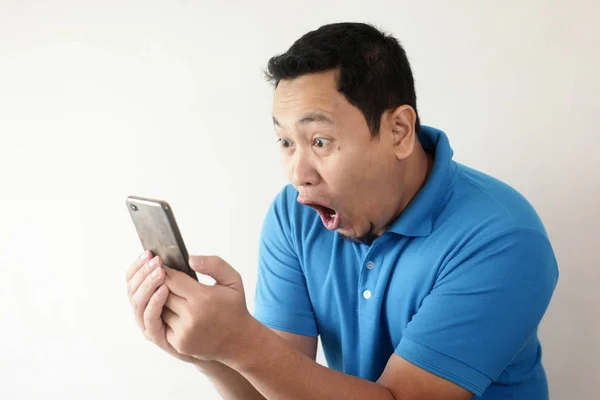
[338,227,377,246]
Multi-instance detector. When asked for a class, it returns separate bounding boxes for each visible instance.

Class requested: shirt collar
[385,125,457,237]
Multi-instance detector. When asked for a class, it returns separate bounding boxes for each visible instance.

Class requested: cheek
[328,162,371,210]
[334,155,389,207]
[332,156,375,189]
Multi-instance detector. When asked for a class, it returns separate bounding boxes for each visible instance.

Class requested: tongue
[319,207,340,230]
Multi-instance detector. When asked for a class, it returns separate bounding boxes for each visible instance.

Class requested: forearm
[226,318,396,400]
[195,361,266,400]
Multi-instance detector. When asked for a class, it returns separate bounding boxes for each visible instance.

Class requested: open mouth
[305,203,341,231]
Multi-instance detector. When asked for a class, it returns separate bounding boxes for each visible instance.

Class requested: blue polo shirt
[253,126,559,399]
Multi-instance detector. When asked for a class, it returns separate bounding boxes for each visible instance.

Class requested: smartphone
[126,195,198,281]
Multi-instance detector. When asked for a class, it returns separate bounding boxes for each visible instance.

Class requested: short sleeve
[252,187,318,337]
[395,227,559,396]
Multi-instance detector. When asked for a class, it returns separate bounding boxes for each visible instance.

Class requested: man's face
[272,70,403,242]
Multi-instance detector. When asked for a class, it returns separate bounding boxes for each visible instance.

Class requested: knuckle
[127,281,136,297]
[143,323,153,338]
[145,261,154,273]
[157,286,168,302]
[134,305,144,320]
[130,297,139,313]
[148,290,159,305]
[148,290,160,306]
[204,255,216,265]
[142,275,154,290]
[126,261,138,277]
[144,319,155,335]
[143,321,157,339]
[132,295,146,314]
[142,302,152,320]
[143,280,158,295]
[145,299,158,318]
[146,301,163,323]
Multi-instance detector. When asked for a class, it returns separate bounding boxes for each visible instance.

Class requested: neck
[399,144,433,212]
[374,144,433,237]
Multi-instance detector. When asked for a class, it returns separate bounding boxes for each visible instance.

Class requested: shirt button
[366,261,375,270]
[363,290,372,299]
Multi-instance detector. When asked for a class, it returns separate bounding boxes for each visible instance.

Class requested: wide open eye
[277,138,294,148]
[313,137,331,148]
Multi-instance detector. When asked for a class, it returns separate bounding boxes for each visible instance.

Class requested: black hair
[265,22,420,135]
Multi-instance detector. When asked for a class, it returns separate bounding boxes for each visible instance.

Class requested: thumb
[189,256,242,290]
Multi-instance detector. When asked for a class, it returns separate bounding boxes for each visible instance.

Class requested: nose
[289,148,320,187]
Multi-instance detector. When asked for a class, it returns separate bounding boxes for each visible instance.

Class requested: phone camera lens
[130,204,138,212]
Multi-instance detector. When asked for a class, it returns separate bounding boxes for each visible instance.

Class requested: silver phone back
[126,196,196,280]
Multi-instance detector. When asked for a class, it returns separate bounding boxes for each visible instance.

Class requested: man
[125,22,558,399]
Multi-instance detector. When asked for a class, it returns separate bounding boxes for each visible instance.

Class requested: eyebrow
[272,112,334,127]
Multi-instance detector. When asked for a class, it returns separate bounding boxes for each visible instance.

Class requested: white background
[1,1,598,399]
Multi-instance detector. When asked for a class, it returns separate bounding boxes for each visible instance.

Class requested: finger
[164,292,187,316]
[161,306,179,329]
[165,322,177,350]
[128,256,161,299]
[131,266,165,330]
[143,284,169,339]
[125,250,152,281]
[164,265,209,298]
[189,255,242,290]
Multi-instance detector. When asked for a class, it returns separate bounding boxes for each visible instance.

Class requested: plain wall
[1,1,598,398]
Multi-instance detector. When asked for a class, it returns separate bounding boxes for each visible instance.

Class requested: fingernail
[151,268,161,279]
[150,257,159,268]
[140,251,149,261]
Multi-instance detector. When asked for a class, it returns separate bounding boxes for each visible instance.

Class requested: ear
[386,105,417,161]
